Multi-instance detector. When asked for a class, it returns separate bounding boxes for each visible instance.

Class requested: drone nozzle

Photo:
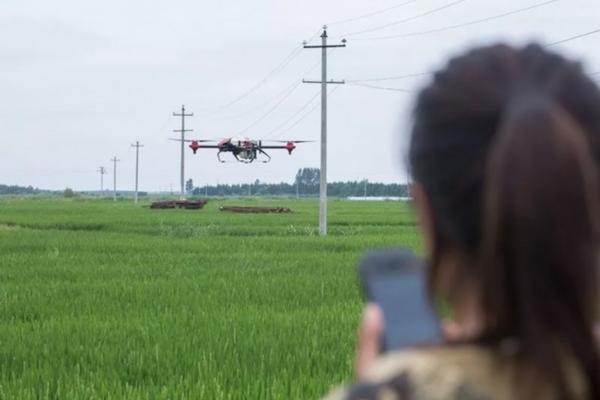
[189,141,201,154]
[286,141,296,155]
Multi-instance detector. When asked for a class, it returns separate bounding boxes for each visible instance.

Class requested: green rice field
[0,198,420,399]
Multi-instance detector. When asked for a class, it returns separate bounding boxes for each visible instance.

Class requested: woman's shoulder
[324,344,515,400]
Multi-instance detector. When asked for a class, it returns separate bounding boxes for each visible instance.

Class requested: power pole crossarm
[302,79,345,84]
[303,26,346,236]
[173,105,194,200]
[131,141,144,204]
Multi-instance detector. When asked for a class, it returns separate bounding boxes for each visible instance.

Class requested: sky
[2,0,600,191]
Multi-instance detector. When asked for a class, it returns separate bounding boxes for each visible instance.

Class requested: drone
[171,137,313,163]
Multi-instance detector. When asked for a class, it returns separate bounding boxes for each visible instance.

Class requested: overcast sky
[2,0,599,191]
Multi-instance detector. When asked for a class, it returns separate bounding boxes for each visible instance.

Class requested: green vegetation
[0,184,42,196]
[0,198,420,399]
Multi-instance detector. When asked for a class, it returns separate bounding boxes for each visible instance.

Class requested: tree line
[2,168,410,198]
[189,168,409,197]
[0,185,41,195]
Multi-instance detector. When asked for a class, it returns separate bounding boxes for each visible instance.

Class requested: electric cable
[236,80,303,135]
[346,29,598,84]
[347,82,416,93]
[267,86,343,140]
[337,0,468,38]
[347,71,431,83]
[217,46,302,110]
[327,0,420,26]
[351,0,560,41]
[261,89,322,140]
[546,27,600,47]
[205,28,323,114]
[216,55,324,120]
[216,78,305,120]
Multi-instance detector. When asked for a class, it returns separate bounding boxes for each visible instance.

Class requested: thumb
[355,303,384,380]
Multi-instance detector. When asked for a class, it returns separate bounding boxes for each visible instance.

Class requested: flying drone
[171,137,313,163]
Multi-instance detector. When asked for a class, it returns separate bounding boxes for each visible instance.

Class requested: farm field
[0,198,420,400]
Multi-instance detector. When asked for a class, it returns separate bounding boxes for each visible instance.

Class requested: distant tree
[0,184,40,195]
[185,179,194,193]
[295,168,320,195]
[63,188,76,198]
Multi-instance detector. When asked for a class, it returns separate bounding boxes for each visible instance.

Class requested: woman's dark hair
[409,44,600,399]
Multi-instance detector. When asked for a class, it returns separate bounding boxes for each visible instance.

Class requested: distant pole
[364,179,368,197]
[296,180,299,199]
[303,26,346,236]
[97,166,107,194]
[110,157,120,201]
[205,184,208,197]
[131,141,144,204]
[173,105,194,200]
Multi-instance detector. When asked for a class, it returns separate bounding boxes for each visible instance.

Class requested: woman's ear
[411,182,435,256]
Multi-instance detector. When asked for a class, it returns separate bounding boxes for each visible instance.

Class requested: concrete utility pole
[97,166,107,194]
[110,157,120,201]
[173,105,194,200]
[364,179,368,198]
[303,26,346,236]
[131,141,144,204]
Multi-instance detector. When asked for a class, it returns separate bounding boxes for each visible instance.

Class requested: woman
[326,44,600,399]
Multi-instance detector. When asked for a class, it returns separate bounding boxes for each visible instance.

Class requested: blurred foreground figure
[325,43,600,400]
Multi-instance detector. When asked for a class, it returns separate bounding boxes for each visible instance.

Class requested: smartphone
[358,248,440,352]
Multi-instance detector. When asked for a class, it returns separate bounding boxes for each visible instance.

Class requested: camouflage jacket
[323,345,587,400]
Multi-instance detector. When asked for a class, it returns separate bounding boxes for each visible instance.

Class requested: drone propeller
[265,140,315,143]
[169,138,217,143]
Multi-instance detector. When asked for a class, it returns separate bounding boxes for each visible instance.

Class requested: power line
[345,29,598,86]
[338,0,468,38]
[347,82,416,93]
[236,80,303,136]
[546,27,600,47]
[259,51,337,140]
[261,89,322,140]
[209,29,323,113]
[216,78,305,120]
[327,0,420,26]
[347,71,431,83]
[217,56,324,121]
[234,50,337,136]
[352,0,560,41]
[272,86,342,139]
[217,46,303,110]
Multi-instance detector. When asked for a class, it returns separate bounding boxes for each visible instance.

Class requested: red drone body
[171,136,312,163]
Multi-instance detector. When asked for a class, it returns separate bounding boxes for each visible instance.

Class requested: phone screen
[360,250,440,352]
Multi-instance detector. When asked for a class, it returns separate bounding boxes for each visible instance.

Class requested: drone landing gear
[257,148,272,164]
[217,151,226,163]
[232,154,254,164]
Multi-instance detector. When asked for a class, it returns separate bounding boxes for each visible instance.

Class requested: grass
[0,198,420,399]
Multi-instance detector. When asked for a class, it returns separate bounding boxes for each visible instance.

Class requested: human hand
[355,303,384,380]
